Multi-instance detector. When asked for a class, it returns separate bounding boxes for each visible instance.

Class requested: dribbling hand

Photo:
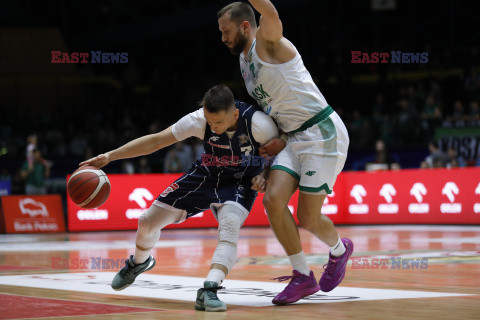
[79,153,110,169]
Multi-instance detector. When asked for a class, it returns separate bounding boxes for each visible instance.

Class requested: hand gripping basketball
[79,153,110,169]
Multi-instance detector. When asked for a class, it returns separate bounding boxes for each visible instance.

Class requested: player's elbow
[268,7,279,20]
[147,133,164,153]
[153,131,177,151]
[260,1,279,20]
[260,8,280,24]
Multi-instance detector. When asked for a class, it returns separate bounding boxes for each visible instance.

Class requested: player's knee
[138,205,181,234]
[138,212,153,232]
[138,212,152,228]
[297,210,329,232]
[218,218,240,245]
[262,192,283,214]
[214,205,246,272]
[298,211,333,233]
[217,205,244,245]
[297,211,317,231]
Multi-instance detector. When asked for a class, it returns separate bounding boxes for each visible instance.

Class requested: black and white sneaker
[111,255,155,291]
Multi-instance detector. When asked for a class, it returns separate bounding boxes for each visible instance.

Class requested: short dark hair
[217,2,257,28]
[201,84,235,113]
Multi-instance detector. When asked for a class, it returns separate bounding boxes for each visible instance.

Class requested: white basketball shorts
[272,111,349,195]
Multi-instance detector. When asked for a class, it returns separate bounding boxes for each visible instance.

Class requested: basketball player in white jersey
[217,1,354,305]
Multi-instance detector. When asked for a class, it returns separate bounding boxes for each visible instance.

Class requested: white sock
[206,268,226,285]
[133,250,151,265]
[288,251,310,276]
[133,230,159,264]
[329,235,346,257]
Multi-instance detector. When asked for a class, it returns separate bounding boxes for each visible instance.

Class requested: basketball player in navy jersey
[80,84,279,312]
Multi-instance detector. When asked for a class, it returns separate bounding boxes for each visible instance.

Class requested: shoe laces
[323,256,340,276]
[204,286,224,300]
[119,258,135,277]
[272,272,302,287]
[272,275,294,282]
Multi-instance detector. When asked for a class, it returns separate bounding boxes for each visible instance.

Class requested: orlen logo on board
[322,191,337,214]
[440,182,461,214]
[126,188,154,219]
[378,183,399,214]
[408,183,429,214]
[475,183,480,214]
[349,184,368,214]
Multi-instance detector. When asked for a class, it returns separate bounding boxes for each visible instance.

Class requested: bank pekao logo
[19,198,49,217]
[408,183,429,214]
[378,183,399,214]
[475,183,480,214]
[126,188,154,219]
[323,191,337,214]
[349,184,368,214]
[440,182,461,214]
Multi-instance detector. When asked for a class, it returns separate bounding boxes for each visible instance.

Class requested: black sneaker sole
[194,303,227,312]
[111,257,156,291]
[112,281,134,291]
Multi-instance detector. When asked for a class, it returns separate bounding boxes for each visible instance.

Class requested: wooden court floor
[0,225,479,320]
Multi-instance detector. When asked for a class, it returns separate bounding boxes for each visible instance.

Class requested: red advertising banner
[67,167,480,231]
[339,167,480,224]
[67,174,284,231]
[0,195,66,233]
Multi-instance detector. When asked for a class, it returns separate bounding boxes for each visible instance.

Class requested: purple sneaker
[272,270,320,305]
[319,238,354,292]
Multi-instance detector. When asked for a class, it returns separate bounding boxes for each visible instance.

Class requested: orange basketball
[67,165,110,209]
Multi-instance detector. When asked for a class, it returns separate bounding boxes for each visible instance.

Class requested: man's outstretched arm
[80,126,178,168]
[248,0,283,42]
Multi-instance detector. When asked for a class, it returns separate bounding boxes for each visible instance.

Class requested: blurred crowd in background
[0,0,479,195]
[2,61,479,195]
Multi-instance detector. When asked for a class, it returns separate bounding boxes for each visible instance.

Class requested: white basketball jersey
[240,39,329,133]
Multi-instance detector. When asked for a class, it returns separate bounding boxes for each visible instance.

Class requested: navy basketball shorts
[156,165,257,220]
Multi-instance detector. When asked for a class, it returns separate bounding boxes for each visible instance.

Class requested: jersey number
[241,146,252,156]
